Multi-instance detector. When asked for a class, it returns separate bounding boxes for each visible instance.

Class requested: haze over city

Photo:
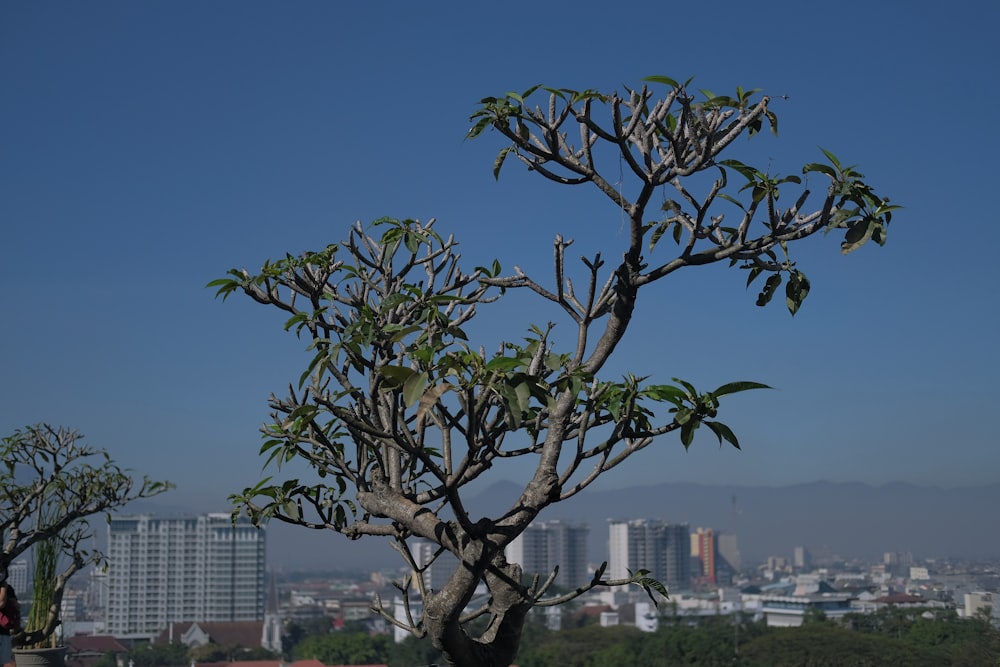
[3,0,998,567]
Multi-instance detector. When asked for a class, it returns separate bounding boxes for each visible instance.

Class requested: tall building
[608,520,690,592]
[106,514,265,638]
[692,528,716,583]
[411,539,458,593]
[6,559,28,596]
[506,520,589,590]
[717,533,741,572]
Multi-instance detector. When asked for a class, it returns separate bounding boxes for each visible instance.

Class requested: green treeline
[513,607,999,667]
[91,606,1000,667]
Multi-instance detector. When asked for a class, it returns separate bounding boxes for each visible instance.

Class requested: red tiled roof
[225,661,333,667]
[65,635,130,667]
[67,635,129,653]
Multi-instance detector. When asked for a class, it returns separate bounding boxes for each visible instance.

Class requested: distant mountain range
[133,480,1000,572]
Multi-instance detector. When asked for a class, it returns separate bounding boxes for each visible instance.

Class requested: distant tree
[1,425,170,646]
[293,632,390,665]
[126,641,188,667]
[801,605,828,625]
[739,623,950,667]
[213,77,896,666]
[283,615,335,655]
[187,643,278,663]
[385,633,441,667]
[516,625,643,667]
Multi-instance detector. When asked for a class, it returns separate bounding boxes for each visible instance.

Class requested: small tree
[212,77,897,666]
[1,424,171,646]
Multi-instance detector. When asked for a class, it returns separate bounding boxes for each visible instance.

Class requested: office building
[608,519,690,592]
[106,513,265,638]
[507,520,589,590]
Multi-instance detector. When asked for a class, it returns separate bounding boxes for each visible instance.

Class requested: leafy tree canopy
[212,76,896,667]
[1,425,171,646]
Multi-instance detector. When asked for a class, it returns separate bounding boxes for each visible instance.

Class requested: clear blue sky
[2,1,998,513]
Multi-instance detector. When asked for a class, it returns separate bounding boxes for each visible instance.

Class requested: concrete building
[507,520,589,590]
[106,513,266,639]
[6,559,28,596]
[608,519,690,593]
[717,533,741,572]
[964,591,995,619]
[410,539,458,593]
[692,528,716,583]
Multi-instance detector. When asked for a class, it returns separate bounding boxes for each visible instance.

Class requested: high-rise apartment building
[410,539,458,593]
[106,514,265,638]
[6,559,28,596]
[506,521,589,590]
[608,519,690,592]
[693,528,716,583]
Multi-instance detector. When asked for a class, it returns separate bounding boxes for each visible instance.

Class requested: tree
[1,424,171,646]
[293,632,390,665]
[212,77,896,666]
[126,642,188,667]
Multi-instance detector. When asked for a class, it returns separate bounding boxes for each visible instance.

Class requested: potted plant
[12,528,63,667]
[0,425,171,666]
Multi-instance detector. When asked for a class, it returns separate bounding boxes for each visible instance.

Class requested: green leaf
[720,159,758,183]
[803,162,837,178]
[719,193,747,212]
[513,380,531,412]
[841,218,874,254]
[484,357,522,371]
[745,265,764,288]
[283,311,309,332]
[713,381,771,397]
[466,116,493,140]
[756,273,781,307]
[485,356,522,372]
[493,146,514,180]
[388,325,422,342]
[403,371,429,407]
[642,75,680,88]
[765,109,779,136]
[704,420,740,449]
[206,276,243,300]
[628,568,669,606]
[642,385,685,402]
[785,270,811,315]
[381,365,416,388]
[818,146,842,170]
[680,420,697,448]
[403,231,421,254]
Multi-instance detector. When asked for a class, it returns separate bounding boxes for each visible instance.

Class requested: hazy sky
[2,1,998,515]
